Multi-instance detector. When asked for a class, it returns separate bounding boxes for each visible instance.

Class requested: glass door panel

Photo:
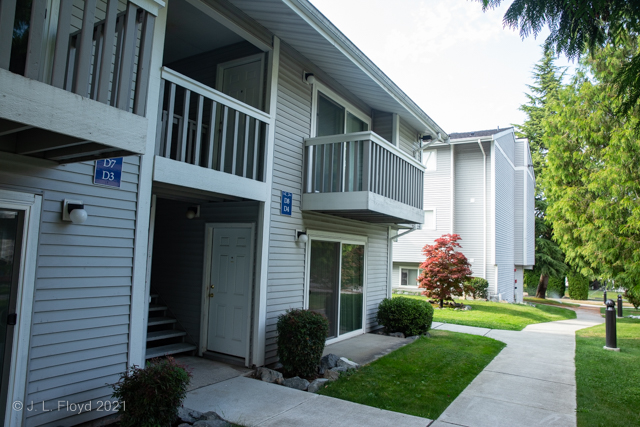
[309,240,340,338]
[346,112,367,133]
[317,92,345,137]
[0,209,22,423]
[340,244,364,335]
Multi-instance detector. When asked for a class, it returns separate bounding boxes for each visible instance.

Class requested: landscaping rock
[464,306,472,310]
[283,376,309,391]
[389,332,405,338]
[408,335,420,340]
[308,378,329,393]
[178,407,203,423]
[256,367,283,384]
[324,367,346,380]
[178,424,191,427]
[200,411,224,421]
[193,420,230,427]
[319,353,340,374]
[337,357,360,370]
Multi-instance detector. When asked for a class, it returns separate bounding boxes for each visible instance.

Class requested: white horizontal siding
[494,144,515,301]
[0,154,140,427]
[399,117,419,161]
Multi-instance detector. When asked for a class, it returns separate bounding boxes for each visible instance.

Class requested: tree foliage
[477,0,640,115]
[544,40,640,294]
[417,234,472,307]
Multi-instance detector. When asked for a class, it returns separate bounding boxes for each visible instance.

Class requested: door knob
[210,285,215,289]
[209,293,214,298]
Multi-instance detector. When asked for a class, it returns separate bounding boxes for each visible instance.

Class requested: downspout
[450,143,454,234]
[478,139,487,279]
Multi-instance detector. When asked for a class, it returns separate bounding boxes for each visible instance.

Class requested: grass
[598,307,640,316]
[524,296,580,307]
[393,295,576,331]
[575,318,640,427]
[318,330,505,419]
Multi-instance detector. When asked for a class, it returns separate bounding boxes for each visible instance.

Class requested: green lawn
[588,290,628,302]
[576,318,640,427]
[393,295,576,331]
[598,307,640,317]
[318,330,505,419]
[524,296,580,307]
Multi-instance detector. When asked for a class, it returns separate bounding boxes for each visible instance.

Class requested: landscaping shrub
[376,297,434,336]
[524,270,540,295]
[567,272,589,300]
[625,288,640,309]
[111,357,191,427]
[547,276,566,298]
[465,277,489,299]
[277,309,329,378]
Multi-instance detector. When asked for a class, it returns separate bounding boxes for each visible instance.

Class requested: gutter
[478,139,487,279]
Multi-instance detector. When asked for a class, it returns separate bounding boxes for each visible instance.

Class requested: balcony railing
[304,131,424,210]
[156,67,269,182]
[0,0,155,115]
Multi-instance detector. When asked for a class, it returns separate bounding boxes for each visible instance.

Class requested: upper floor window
[423,149,437,171]
[312,81,370,137]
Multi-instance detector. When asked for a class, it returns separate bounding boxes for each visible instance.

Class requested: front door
[218,55,263,110]
[206,227,252,358]
[0,209,23,423]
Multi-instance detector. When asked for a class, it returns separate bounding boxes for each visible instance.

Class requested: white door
[207,227,252,358]
[219,57,263,110]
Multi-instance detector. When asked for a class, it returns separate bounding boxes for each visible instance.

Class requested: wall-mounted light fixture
[186,206,200,220]
[296,230,308,243]
[420,134,433,142]
[304,72,316,85]
[62,199,88,224]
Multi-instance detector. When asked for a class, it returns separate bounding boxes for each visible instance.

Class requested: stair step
[146,330,187,342]
[145,343,197,359]
[148,304,167,312]
[147,317,177,326]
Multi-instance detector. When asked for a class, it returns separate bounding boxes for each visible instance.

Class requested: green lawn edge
[393,295,576,331]
[575,318,640,427]
[318,330,505,420]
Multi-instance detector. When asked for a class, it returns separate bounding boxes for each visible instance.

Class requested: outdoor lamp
[305,73,316,85]
[62,199,88,224]
[296,230,308,243]
[186,206,200,219]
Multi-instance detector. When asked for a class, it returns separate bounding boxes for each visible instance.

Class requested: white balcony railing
[156,67,269,182]
[304,131,424,210]
[0,0,155,115]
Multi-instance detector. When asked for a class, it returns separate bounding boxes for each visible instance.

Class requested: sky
[309,0,576,135]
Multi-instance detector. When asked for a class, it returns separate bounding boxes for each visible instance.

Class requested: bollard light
[604,299,620,351]
[617,294,624,318]
[604,290,607,304]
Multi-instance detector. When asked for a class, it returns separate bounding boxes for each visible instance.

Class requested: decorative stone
[200,411,223,421]
[193,420,231,427]
[464,306,472,310]
[178,407,203,423]
[308,378,330,393]
[256,367,283,384]
[388,332,405,338]
[408,335,420,340]
[336,357,360,370]
[324,368,342,380]
[319,353,340,373]
[283,376,310,391]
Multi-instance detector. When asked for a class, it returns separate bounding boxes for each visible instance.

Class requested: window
[307,233,366,340]
[400,268,421,287]
[311,80,370,138]
[423,149,437,171]
[424,209,436,230]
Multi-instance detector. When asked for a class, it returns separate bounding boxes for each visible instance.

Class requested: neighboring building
[0,0,446,425]
[392,128,535,303]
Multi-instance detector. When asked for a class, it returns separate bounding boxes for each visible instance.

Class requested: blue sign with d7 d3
[94,158,123,188]
[281,191,292,216]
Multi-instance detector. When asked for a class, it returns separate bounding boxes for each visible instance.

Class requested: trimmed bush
[567,272,589,300]
[465,277,489,299]
[277,309,329,378]
[625,288,640,309]
[376,297,434,336]
[547,276,567,298]
[111,357,191,427]
[524,270,540,295]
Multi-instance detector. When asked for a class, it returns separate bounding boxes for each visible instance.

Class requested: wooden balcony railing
[304,131,424,210]
[156,67,269,182]
[0,0,155,115]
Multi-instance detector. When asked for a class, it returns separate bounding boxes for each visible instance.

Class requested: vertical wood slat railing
[157,67,269,182]
[304,131,424,210]
[0,0,155,116]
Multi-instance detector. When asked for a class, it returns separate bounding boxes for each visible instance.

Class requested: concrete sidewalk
[433,306,603,427]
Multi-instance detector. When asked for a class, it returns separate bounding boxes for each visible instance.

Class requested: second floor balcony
[0,0,158,162]
[303,131,425,224]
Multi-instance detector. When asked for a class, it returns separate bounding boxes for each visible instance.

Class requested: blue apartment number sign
[94,157,123,188]
[281,191,292,216]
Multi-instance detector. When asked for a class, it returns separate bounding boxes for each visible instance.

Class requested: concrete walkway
[433,306,603,427]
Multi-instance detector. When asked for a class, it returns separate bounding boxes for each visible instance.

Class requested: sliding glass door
[309,240,365,340]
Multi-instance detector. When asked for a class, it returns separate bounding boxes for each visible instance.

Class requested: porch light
[304,73,316,85]
[62,199,88,224]
[186,206,200,219]
[296,230,308,243]
[420,134,432,142]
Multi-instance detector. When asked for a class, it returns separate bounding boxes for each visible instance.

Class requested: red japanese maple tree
[418,234,472,308]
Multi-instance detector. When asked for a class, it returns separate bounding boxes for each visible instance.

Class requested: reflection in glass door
[309,240,364,339]
[0,209,22,423]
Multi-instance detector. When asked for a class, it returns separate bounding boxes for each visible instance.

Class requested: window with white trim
[400,268,421,287]
[311,80,371,138]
